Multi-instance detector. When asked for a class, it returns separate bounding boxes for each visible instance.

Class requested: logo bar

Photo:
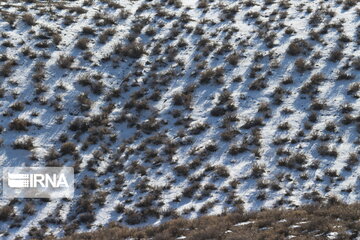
[2,167,74,199]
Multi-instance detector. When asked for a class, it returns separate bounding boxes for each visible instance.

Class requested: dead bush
[317,144,338,157]
[287,39,311,55]
[173,91,192,107]
[114,203,125,213]
[329,48,343,62]
[0,205,13,221]
[23,202,35,215]
[76,38,90,50]
[69,117,89,132]
[78,212,95,224]
[337,70,354,80]
[215,165,229,178]
[53,33,62,45]
[77,93,92,111]
[210,106,226,117]
[182,183,200,198]
[115,41,146,59]
[228,143,247,155]
[10,101,25,111]
[22,13,36,26]
[82,26,96,35]
[174,165,189,177]
[99,28,115,43]
[9,118,31,131]
[310,99,327,111]
[278,153,307,169]
[124,210,144,225]
[277,122,290,131]
[325,122,337,132]
[251,163,266,178]
[227,52,240,65]
[241,117,264,129]
[324,169,339,178]
[295,58,312,72]
[352,57,360,70]
[221,128,239,141]
[347,82,360,96]
[310,73,326,85]
[12,136,35,150]
[343,0,357,9]
[0,59,17,77]
[81,176,98,190]
[189,122,209,135]
[199,67,224,84]
[57,54,75,68]
[60,142,77,155]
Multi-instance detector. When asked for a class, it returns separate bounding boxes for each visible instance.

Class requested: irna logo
[2,167,74,199]
[7,173,69,188]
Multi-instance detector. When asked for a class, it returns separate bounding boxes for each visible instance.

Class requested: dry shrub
[347,83,360,96]
[210,106,226,117]
[329,48,343,62]
[343,0,357,9]
[228,144,247,155]
[99,28,115,43]
[82,26,96,35]
[241,117,264,129]
[174,165,189,176]
[287,39,311,56]
[9,118,31,131]
[78,212,95,224]
[227,52,240,65]
[295,58,311,72]
[115,41,146,59]
[13,136,34,150]
[81,177,98,190]
[251,163,265,178]
[57,54,75,68]
[0,205,13,221]
[278,152,307,169]
[352,57,360,70]
[199,67,224,84]
[23,202,35,215]
[317,144,338,157]
[173,91,192,107]
[310,99,327,111]
[53,33,62,45]
[22,13,36,26]
[69,117,89,132]
[337,70,354,80]
[182,183,200,198]
[0,59,17,77]
[60,142,77,155]
[189,122,209,135]
[214,165,229,177]
[77,93,92,111]
[76,38,90,50]
[124,210,144,225]
[310,73,326,85]
[221,128,239,141]
[10,101,25,111]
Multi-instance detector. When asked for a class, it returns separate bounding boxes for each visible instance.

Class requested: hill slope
[0,0,359,238]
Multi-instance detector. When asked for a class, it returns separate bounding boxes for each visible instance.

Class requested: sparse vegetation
[0,1,359,238]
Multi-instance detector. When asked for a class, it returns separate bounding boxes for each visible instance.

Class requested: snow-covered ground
[0,0,359,238]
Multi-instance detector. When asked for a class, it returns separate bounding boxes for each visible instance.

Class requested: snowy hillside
[0,0,359,238]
